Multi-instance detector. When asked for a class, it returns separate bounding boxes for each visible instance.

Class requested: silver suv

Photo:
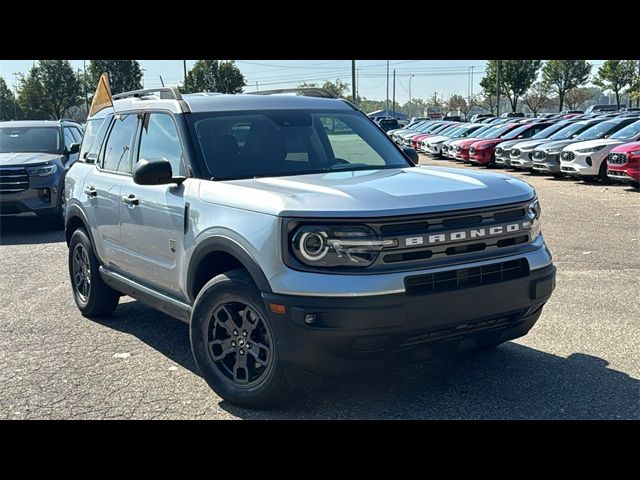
[65,87,556,408]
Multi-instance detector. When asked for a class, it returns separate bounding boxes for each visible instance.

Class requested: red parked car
[410,123,459,149]
[607,141,640,187]
[466,123,524,165]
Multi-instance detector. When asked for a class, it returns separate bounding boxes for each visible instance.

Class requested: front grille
[455,146,462,152]
[608,170,626,177]
[495,147,504,156]
[608,153,627,165]
[532,150,545,160]
[469,147,476,154]
[510,148,521,157]
[0,168,29,193]
[561,151,575,161]
[404,259,529,295]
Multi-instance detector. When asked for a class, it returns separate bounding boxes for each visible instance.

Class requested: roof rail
[112,87,183,101]
[58,118,83,124]
[249,87,336,99]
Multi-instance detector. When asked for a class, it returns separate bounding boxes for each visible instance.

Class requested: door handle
[84,186,97,197]
[121,194,139,206]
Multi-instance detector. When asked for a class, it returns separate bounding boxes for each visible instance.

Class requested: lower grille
[608,153,627,165]
[561,151,575,161]
[0,168,29,193]
[404,259,529,295]
[608,170,627,177]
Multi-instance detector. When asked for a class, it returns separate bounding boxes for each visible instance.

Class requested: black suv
[377,117,400,132]
[0,120,83,227]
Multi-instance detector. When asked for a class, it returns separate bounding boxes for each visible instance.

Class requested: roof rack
[249,87,336,99]
[59,118,83,124]
[112,86,183,101]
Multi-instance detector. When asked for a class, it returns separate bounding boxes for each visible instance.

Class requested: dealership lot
[0,157,638,419]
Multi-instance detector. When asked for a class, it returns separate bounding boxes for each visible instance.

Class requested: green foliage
[478,90,497,115]
[87,60,143,95]
[17,60,82,120]
[593,60,637,108]
[563,87,597,110]
[446,94,470,117]
[183,60,246,94]
[297,79,350,99]
[0,78,19,120]
[542,60,592,112]
[480,60,541,112]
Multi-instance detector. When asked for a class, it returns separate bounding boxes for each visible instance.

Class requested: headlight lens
[527,198,542,241]
[577,145,606,153]
[290,225,397,268]
[26,163,58,176]
[546,148,561,154]
[629,150,640,156]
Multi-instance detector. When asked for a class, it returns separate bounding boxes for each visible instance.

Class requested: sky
[0,60,489,103]
[0,60,606,104]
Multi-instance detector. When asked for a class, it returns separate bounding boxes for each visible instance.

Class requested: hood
[457,138,482,148]
[426,135,449,144]
[448,138,472,147]
[496,138,537,150]
[0,152,62,167]
[611,141,640,153]
[198,166,535,218]
[471,138,502,148]
[534,139,579,152]
[513,138,553,151]
[564,138,622,152]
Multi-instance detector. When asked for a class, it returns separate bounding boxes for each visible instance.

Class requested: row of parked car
[387,111,640,187]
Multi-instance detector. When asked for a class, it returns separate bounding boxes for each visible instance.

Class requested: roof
[0,120,79,128]
[102,92,352,117]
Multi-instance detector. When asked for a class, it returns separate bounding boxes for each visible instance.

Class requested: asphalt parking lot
[1,157,638,419]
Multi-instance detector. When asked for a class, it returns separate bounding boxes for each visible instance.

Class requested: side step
[99,267,192,323]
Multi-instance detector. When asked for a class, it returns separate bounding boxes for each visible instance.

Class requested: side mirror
[66,143,81,155]
[133,158,185,186]
[517,134,525,139]
[402,146,419,165]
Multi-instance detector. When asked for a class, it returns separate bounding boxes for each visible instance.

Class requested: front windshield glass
[531,122,567,139]
[610,120,640,140]
[189,110,411,180]
[0,126,62,154]
[575,121,619,141]
[500,124,531,140]
[548,122,589,140]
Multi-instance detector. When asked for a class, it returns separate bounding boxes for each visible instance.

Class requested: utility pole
[408,74,414,120]
[83,60,89,114]
[160,76,165,87]
[183,60,187,87]
[386,60,390,116]
[467,67,471,109]
[471,66,474,98]
[351,60,357,106]
[496,60,501,117]
[392,69,396,118]
[13,72,18,120]
[255,81,259,92]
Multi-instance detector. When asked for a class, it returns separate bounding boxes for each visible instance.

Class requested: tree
[17,61,82,119]
[321,79,350,99]
[542,60,592,112]
[478,89,497,115]
[183,60,245,94]
[480,60,541,112]
[0,78,19,120]
[564,87,597,110]
[446,94,473,119]
[87,60,143,95]
[593,60,636,108]
[522,83,550,116]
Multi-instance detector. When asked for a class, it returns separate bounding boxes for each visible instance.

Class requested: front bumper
[531,153,560,172]
[0,175,63,217]
[608,163,640,183]
[495,154,511,166]
[426,143,443,155]
[264,263,556,379]
[469,149,493,165]
[560,152,606,177]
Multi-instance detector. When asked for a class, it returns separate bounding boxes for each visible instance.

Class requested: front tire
[68,228,119,317]
[190,269,291,409]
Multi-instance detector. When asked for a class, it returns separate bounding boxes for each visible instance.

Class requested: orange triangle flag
[88,73,114,117]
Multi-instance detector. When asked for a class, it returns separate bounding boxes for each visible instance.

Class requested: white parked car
[560,119,640,181]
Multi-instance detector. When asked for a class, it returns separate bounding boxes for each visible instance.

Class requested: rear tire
[68,228,119,317]
[190,269,291,409]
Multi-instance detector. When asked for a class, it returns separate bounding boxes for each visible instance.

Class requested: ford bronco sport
[65,87,556,408]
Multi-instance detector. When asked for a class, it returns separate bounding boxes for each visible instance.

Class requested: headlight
[629,150,640,156]
[26,163,58,176]
[577,145,606,153]
[546,148,561,154]
[290,225,397,268]
[527,198,542,241]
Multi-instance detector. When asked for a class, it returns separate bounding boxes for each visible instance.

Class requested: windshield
[575,121,621,141]
[531,122,567,139]
[436,125,459,135]
[416,122,442,133]
[610,120,640,140]
[445,126,467,137]
[548,122,591,140]
[0,126,62,154]
[188,110,411,180]
[501,124,531,140]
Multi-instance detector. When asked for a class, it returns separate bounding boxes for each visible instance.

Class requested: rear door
[82,113,139,268]
[118,112,187,297]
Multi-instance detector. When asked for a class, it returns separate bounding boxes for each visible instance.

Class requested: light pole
[13,72,19,120]
[386,60,390,117]
[408,74,414,120]
[141,68,147,88]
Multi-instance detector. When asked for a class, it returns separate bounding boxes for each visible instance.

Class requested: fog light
[304,314,316,325]
[38,188,51,203]
[586,157,592,166]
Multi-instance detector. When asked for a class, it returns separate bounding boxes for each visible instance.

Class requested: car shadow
[0,217,64,245]
[101,300,639,420]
